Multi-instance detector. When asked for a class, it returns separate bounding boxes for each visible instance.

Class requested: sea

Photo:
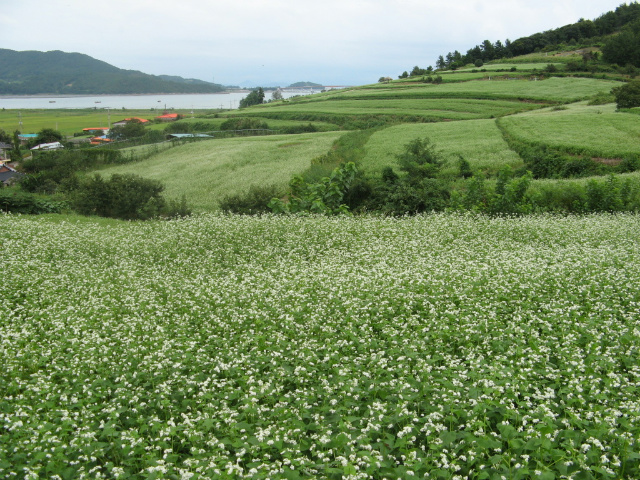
[0,89,329,111]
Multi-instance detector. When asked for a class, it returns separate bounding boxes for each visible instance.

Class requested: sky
[0,0,628,87]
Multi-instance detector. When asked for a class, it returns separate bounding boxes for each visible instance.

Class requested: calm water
[0,89,325,110]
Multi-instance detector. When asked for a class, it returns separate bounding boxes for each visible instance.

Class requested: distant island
[287,81,322,88]
[0,49,226,95]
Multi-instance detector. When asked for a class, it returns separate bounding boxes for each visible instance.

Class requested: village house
[0,142,12,161]
[30,141,64,151]
[0,164,24,187]
[111,117,150,127]
[155,113,180,122]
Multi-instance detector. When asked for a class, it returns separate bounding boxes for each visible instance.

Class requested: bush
[0,190,67,214]
[269,162,358,215]
[586,175,624,212]
[219,184,282,214]
[71,173,189,220]
[396,137,443,180]
[612,80,640,109]
[528,182,587,213]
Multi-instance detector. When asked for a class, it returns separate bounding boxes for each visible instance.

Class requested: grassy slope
[498,102,640,158]
[97,132,341,211]
[362,120,522,176]
[73,66,635,210]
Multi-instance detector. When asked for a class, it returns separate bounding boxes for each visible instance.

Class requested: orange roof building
[155,113,180,121]
[112,117,150,127]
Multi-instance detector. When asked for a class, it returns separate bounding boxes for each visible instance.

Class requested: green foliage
[0,128,12,145]
[70,173,188,220]
[586,174,624,212]
[395,136,443,180]
[602,20,640,67]
[489,166,533,214]
[3,213,640,479]
[376,177,451,214]
[163,120,219,134]
[239,87,265,108]
[452,167,533,215]
[587,91,615,105]
[612,80,640,109]
[308,128,378,172]
[19,149,127,193]
[457,155,473,178]
[219,184,283,214]
[269,162,358,214]
[108,119,146,140]
[0,190,67,214]
[27,128,64,148]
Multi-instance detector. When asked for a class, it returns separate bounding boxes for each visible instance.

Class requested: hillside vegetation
[0,49,225,95]
[91,63,638,213]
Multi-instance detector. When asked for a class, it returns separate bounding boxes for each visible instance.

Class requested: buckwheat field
[1,213,639,480]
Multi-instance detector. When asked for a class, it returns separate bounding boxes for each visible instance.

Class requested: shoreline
[0,91,251,100]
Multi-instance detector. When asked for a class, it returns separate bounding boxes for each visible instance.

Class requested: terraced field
[361,120,522,176]
[497,102,640,159]
[98,132,341,211]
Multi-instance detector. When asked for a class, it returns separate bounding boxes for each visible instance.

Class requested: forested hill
[0,49,226,95]
[433,2,640,69]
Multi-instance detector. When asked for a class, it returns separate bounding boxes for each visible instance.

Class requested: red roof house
[112,117,150,127]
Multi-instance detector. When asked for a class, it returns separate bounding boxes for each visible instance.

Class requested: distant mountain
[0,49,226,95]
[288,81,322,88]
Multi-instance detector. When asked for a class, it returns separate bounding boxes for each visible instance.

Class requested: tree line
[429,2,640,70]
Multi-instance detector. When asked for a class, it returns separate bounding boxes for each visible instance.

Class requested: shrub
[586,175,624,212]
[457,155,473,179]
[269,162,358,215]
[612,80,640,109]
[617,155,640,173]
[71,173,189,220]
[378,178,450,215]
[219,184,282,214]
[0,190,67,214]
[528,182,587,213]
[488,167,533,215]
[396,137,443,180]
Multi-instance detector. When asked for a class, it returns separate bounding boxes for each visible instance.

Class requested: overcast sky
[0,0,627,87]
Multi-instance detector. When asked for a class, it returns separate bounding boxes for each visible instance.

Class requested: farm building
[31,142,64,151]
[83,127,110,134]
[156,113,180,122]
[90,135,112,145]
[0,164,24,187]
[17,134,38,146]
[0,142,12,161]
[167,133,213,139]
[112,117,150,127]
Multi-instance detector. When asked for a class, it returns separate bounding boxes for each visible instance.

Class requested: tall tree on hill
[239,87,265,108]
[602,19,640,67]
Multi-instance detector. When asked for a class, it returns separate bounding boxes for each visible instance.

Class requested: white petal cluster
[1,213,639,479]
